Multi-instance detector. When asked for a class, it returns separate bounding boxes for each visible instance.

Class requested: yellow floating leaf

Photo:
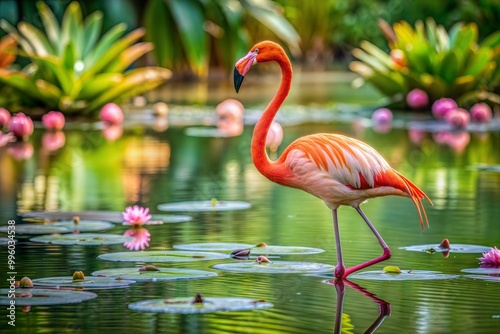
[383,265,402,274]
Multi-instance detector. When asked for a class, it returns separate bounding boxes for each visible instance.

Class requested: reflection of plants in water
[123,226,151,251]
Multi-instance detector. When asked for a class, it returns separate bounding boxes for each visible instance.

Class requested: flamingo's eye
[254,48,259,53]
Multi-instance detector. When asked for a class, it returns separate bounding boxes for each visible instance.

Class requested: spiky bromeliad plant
[349,18,500,109]
[0,1,171,116]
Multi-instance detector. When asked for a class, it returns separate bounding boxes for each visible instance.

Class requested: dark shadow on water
[325,278,391,333]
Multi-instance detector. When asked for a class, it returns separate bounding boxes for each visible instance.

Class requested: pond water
[1,73,500,333]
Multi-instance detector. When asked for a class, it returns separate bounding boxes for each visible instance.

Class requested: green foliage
[0,1,171,115]
[144,0,300,78]
[350,18,500,107]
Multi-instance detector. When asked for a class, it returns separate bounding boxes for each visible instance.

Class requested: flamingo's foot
[334,264,346,279]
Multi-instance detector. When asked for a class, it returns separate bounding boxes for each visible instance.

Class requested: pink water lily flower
[432,98,457,120]
[122,205,152,225]
[9,113,34,140]
[42,111,65,130]
[406,89,428,109]
[479,246,500,267]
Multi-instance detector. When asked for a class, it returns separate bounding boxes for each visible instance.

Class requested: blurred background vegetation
[2,0,498,78]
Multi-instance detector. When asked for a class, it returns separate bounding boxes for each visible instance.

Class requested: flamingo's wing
[284,133,431,228]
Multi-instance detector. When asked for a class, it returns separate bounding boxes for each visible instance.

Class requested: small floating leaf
[31,276,135,290]
[30,233,133,245]
[129,297,273,314]
[98,251,228,263]
[92,267,218,282]
[158,201,251,212]
[463,275,500,282]
[461,267,500,275]
[23,211,192,224]
[0,224,69,235]
[19,277,33,288]
[383,266,402,273]
[72,271,85,282]
[0,288,97,305]
[191,293,204,304]
[185,127,239,138]
[212,261,335,274]
[139,265,160,271]
[174,242,324,255]
[348,270,460,281]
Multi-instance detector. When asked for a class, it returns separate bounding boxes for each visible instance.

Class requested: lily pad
[32,276,135,289]
[0,288,97,306]
[212,261,335,274]
[468,164,500,172]
[463,275,500,282]
[185,127,238,138]
[461,267,500,275]
[92,267,218,282]
[0,224,69,235]
[348,270,460,281]
[150,214,193,224]
[129,297,272,314]
[53,220,115,232]
[30,233,134,245]
[400,244,491,254]
[23,211,122,222]
[173,242,324,255]
[158,200,251,212]
[98,250,229,262]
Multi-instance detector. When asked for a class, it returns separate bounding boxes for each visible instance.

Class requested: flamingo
[234,41,432,279]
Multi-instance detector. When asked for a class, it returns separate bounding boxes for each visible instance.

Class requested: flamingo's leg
[332,209,345,279]
[343,206,392,277]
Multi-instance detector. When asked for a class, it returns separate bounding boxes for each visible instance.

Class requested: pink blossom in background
[123,227,151,251]
[431,98,457,119]
[371,108,393,123]
[9,113,34,140]
[470,103,492,124]
[444,108,470,129]
[42,111,65,130]
[100,103,124,124]
[216,99,244,136]
[42,131,65,151]
[406,89,428,109]
[122,205,152,226]
[0,107,11,128]
[479,246,500,267]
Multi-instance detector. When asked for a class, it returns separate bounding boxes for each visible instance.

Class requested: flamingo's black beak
[234,50,258,93]
[234,67,244,93]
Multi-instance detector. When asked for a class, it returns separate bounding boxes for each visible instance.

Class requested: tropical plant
[0,1,171,115]
[144,0,300,78]
[349,18,500,109]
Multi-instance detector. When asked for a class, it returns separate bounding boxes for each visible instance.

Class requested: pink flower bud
[470,103,492,124]
[406,89,428,109]
[100,103,124,124]
[444,108,470,129]
[432,98,457,119]
[9,113,34,140]
[42,111,65,130]
[0,107,11,127]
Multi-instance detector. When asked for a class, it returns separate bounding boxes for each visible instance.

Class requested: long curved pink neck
[251,53,292,181]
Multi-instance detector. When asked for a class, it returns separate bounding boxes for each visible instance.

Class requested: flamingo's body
[234,41,431,279]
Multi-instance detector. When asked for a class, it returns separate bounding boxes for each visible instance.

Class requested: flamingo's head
[234,41,285,93]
